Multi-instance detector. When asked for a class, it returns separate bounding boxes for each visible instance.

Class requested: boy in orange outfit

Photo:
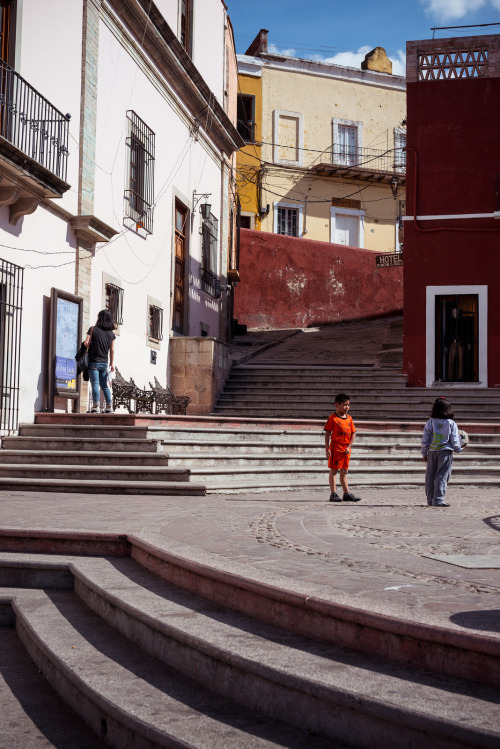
[324,393,362,502]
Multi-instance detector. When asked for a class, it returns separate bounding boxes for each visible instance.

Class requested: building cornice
[237,54,264,77]
[103,0,244,156]
[239,53,406,91]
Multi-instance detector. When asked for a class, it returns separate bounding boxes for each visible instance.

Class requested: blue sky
[226,0,500,75]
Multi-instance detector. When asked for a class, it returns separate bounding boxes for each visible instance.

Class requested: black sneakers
[343,492,362,502]
[329,492,342,502]
[329,492,362,502]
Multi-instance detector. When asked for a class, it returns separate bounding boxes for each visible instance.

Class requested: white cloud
[312,46,406,77]
[268,42,296,57]
[420,0,490,21]
[267,42,406,76]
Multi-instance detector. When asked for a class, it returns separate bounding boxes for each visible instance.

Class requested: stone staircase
[1,534,499,748]
[152,424,500,493]
[0,423,205,496]
[213,365,500,421]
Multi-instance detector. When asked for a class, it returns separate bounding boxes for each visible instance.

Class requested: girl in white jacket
[421,397,465,507]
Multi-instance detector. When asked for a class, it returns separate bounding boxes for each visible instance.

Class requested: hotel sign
[376,253,403,268]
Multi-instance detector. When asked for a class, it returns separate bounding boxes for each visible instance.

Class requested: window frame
[179,0,193,56]
[332,118,362,167]
[237,93,256,143]
[273,109,303,166]
[147,295,163,348]
[330,205,365,248]
[105,282,124,327]
[394,127,407,173]
[201,211,219,297]
[124,111,155,235]
[273,202,303,237]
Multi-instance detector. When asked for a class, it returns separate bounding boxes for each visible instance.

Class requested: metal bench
[112,367,136,413]
[129,377,155,414]
[149,376,191,415]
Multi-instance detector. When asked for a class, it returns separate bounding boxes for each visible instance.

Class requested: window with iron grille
[201,213,218,297]
[124,111,155,234]
[105,283,123,326]
[179,0,193,55]
[148,304,163,341]
[277,206,298,236]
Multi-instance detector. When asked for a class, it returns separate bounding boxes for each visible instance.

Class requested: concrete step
[191,464,500,483]
[0,450,170,466]
[0,477,205,495]
[1,436,159,452]
[213,404,500,420]
[216,394,500,409]
[18,423,150,439]
[220,386,500,403]
[0,463,189,482]
[161,439,500,455]
[0,627,109,749]
[3,557,499,749]
[7,588,320,749]
[167,453,500,468]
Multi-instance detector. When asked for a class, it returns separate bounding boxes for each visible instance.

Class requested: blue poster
[55,298,79,391]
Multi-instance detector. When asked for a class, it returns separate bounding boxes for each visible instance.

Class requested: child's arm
[450,422,463,453]
[421,419,432,461]
[324,430,331,457]
[346,432,355,454]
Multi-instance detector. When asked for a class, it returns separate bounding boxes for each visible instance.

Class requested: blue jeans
[425,450,453,505]
[89,361,111,408]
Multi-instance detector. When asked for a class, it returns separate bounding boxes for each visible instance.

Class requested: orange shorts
[328,444,351,471]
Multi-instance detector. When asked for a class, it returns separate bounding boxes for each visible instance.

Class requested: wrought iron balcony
[312,145,406,184]
[0,61,70,186]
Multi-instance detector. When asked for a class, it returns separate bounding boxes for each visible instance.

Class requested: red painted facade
[404,35,500,387]
[234,229,403,330]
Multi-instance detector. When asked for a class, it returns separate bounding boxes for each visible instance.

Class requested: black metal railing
[0,258,23,434]
[331,144,406,174]
[0,61,70,182]
[124,110,155,234]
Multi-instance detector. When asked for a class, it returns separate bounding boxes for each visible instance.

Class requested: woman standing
[85,309,116,413]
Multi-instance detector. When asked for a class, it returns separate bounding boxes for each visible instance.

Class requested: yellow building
[236,30,406,253]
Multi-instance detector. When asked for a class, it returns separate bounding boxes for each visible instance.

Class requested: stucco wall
[234,229,403,330]
[403,70,500,387]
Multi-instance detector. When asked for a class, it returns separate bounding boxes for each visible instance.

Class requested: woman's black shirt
[87,326,116,363]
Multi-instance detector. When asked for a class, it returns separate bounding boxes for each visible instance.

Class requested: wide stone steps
[0,449,170,466]
[213,404,500,421]
[214,365,500,421]
[6,589,315,749]
[1,545,499,749]
[0,423,206,496]
[1,436,159,452]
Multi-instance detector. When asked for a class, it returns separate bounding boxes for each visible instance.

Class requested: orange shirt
[324,413,356,448]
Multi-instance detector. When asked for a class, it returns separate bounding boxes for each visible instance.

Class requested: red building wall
[234,229,403,330]
[403,36,500,387]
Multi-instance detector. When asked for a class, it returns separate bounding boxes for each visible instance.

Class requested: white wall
[93,20,223,386]
[17,0,83,216]
[191,0,225,104]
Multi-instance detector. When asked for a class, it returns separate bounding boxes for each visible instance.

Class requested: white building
[0,0,242,430]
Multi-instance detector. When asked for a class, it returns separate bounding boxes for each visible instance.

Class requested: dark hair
[96,309,116,331]
[335,393,350,404]
[431,396,454,419]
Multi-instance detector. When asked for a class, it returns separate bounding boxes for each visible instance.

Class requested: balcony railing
[0,61,70,182]
[331,144,406,174]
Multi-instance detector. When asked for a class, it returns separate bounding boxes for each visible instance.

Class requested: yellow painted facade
[235,63,263,228]
[237,44,406,252]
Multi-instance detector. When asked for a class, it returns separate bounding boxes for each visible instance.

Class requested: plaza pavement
[1,484,499,638]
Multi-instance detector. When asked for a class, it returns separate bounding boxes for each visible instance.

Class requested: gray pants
[425,450,453,506]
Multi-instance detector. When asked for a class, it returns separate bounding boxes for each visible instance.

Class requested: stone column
[75,0,100,412]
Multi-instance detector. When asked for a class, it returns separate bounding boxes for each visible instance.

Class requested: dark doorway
[435,294,478,382]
